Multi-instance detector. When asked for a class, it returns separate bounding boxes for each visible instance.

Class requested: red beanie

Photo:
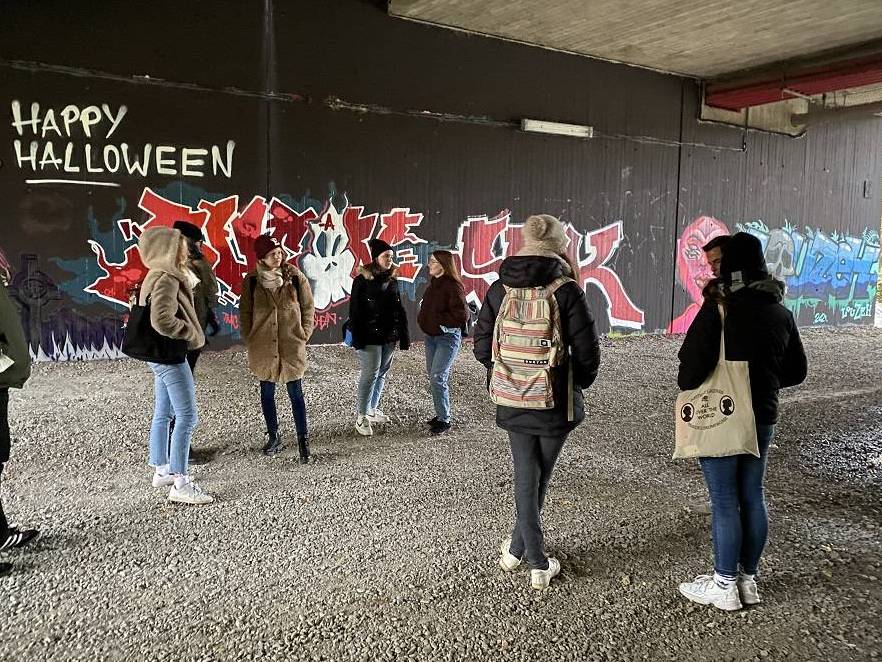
[254,234,281,260]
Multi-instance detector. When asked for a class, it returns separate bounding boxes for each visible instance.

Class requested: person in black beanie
[348,238,410,437]
[677,231,807,611]
[173,220,220,369]
[170,221,220,464]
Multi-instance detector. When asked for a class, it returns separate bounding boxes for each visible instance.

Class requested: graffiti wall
[1,0,880,360]
[670,216,880,330]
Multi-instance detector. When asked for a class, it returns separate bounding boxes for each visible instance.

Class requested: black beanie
[173,220,204,243]
[720,232,768,282]
[368,238,393,262]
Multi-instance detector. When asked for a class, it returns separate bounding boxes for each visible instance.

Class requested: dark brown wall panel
[0,1,878,361]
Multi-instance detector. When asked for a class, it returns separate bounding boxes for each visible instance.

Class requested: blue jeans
[260,380,307,437]
[425,328,461,423]
[699,424,776,577]
[357,343,396,415]
[148,362,198,475]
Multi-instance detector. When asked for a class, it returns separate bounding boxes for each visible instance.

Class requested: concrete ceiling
[388,0,882,79]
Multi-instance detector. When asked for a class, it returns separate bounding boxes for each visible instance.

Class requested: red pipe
[705,54,882,111]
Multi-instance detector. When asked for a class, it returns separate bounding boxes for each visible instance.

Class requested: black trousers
[0,388,9,534]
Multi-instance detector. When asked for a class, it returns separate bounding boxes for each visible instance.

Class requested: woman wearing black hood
[677,232,807,611]
[349,238,410,437]
[474,214,601,590]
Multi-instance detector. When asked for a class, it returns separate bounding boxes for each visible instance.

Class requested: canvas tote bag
[673,305,759,459]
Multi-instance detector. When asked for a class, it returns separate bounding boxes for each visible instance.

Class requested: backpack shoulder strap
[546,276,575,296]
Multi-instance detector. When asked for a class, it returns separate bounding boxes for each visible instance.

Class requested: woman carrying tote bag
[676,232,806,610]
[137,226,212,505]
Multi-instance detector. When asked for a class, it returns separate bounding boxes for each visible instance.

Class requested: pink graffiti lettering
[313,310,339,331]
[222,311,240,331]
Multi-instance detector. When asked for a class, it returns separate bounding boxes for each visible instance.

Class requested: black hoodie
[677,276,807,425]
[473,255,601,436]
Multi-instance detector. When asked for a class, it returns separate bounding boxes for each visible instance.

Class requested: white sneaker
[678,574,742,611]
[355,415,373,437]
[367,409,390,424]
[737,574,761,605]
[151,472,175,488]
[530,558,561,589]
[168,481,214,505]
[499,538,521,572]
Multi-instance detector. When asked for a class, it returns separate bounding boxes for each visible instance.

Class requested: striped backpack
[490,276,573,410]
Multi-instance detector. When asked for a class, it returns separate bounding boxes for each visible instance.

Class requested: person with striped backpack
[473,214,601,590]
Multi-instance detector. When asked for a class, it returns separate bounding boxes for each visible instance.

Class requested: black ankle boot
[297,435,311,464]
[263,431,283,456]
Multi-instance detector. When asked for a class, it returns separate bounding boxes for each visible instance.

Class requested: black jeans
[507,431,568,570]
[0,387,9,464]
[0,389,9,534]
[260,380,307,437]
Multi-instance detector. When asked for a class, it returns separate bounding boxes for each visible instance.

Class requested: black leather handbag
[122,294,188,365]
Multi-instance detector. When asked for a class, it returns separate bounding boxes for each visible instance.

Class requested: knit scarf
[256,262,284,291]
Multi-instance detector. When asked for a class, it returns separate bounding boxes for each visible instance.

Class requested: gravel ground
[1,327,880,662]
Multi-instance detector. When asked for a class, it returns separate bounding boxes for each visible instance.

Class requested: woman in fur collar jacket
[240,235,315,461]
[138,226,212,505]
[348,239,410,437]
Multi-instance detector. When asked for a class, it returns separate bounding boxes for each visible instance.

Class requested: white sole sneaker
[530,558,561,589]
[367,411,390,424]
[355,416,373,437]
[737,577,761,605]
[152,473,175,488]
[678,575,742,611]
[168,482,214,505]
[499,538,521,572]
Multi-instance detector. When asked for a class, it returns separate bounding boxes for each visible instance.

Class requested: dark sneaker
[0,562,11,577]
[425,416,439,427]
[430,420,451,435]
[0,528,40,552]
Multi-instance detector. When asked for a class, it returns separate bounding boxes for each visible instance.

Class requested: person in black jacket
[0,279,39,577]
[349,239,410,437]
[677,232,807,611]
[474,214,601,590]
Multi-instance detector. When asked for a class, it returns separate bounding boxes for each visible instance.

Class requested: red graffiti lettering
[572,223,645,329]
[341,206,378,274]
[267,198,316,260]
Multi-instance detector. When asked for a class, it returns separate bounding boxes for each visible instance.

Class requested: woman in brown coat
[240,234,315,461]
[417,250,468,435]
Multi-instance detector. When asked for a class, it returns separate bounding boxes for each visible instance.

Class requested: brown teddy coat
[240,263,315,383]
[137,227,205,351]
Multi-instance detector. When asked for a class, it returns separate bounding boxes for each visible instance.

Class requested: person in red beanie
[240,234,315,461]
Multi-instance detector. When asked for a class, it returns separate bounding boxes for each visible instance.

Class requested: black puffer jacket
[474,255,601,436]
[678,279,807,425]
[349,265,410,350]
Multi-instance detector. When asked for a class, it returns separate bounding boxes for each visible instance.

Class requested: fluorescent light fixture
[521,118,594,138]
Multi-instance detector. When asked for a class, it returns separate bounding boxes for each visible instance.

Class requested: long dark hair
[432,250,462,284]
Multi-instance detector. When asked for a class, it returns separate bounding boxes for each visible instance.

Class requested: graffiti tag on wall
[670,215,880,329]
[80,187,644,336]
